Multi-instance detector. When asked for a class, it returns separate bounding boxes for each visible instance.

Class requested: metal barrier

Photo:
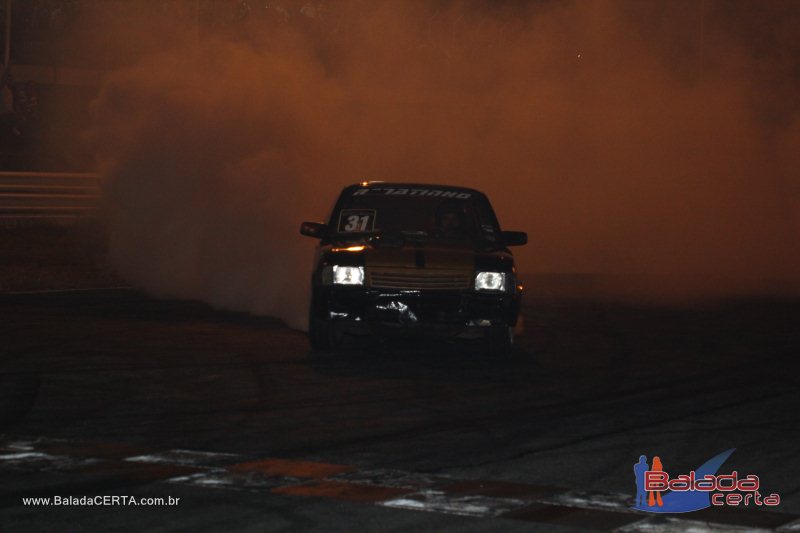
[0,171,101,220]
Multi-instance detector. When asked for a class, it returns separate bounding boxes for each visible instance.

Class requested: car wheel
[485,325,514,356]
[309,316,341,352]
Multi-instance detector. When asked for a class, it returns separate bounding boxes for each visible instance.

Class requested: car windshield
[331,187,501,245]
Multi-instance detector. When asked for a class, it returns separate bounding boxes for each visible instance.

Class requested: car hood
[318,242,514,273]
[364,243,475,270]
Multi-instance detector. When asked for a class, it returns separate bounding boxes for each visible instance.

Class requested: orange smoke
[84,1,800,328]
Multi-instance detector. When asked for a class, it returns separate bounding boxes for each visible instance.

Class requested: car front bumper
[312,286,520,338]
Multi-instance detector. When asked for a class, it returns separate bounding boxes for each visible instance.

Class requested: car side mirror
[300,221,327,239]
[502,230,527,246]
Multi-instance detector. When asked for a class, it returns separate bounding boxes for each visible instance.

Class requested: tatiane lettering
[353,187,472,199]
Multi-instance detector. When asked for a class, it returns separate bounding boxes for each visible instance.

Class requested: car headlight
[332,265,365,285]
[475,271,506,291]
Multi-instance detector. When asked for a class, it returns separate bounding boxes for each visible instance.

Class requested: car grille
[369,269,472,290]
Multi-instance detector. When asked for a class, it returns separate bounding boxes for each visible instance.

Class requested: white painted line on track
[542,489,635,512]
[168,470,241,488]
[5,440,36,451]
[615,517,772,533]
[125,449,241,467]
[0,452,55,461]
[0,450,99,470]
[168,469,304,491]
[777,518,800,531]
[382,489,528,518]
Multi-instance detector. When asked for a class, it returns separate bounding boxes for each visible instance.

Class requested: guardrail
[0,171,101,220]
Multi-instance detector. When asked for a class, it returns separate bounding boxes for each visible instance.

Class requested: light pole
[699,0,705,81]
[3,0,11,68]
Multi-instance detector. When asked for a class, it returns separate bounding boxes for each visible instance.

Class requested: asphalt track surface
[1,288,799,531]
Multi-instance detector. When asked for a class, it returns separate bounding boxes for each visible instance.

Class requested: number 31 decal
[345,215,370,232]
[338,209,376,233]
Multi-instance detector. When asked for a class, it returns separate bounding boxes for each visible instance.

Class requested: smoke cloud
[87,1,800,329]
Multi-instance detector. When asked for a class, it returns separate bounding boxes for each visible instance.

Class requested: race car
[300,182,527,354]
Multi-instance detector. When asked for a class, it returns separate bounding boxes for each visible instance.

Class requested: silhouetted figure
[1,69,18,137]
[236,0,251,21]
[634,455,648,506]
[649,456,664,507]
[1,68,12,113]
[21,81,39,118]
[9,80,39,138]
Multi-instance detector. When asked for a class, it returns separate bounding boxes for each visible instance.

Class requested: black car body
[300,182,527,353]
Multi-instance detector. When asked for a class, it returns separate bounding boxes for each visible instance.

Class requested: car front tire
[309,316,341,352]
[485,324,514,356]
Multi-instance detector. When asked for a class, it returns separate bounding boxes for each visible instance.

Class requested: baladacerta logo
[633,449,780,513]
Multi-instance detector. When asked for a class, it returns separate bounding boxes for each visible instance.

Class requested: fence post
[3,0,10,68]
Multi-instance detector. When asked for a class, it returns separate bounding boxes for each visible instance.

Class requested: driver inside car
[436,202,468,240]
